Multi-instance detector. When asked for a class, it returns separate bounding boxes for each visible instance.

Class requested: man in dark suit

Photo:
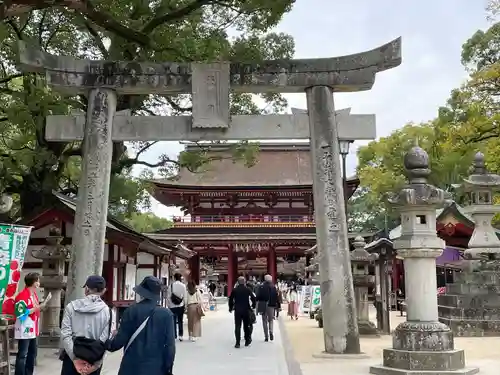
[229,276,256,348]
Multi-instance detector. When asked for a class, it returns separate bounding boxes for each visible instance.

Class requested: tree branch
[80,16,109,58]
[142,0,215,34]
[6,19,23,40]
[135,141,159,159]
[1,0,151,46]
[38,9,47,47]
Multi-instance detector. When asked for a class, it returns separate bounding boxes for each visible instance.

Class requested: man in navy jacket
[107,276,175,375]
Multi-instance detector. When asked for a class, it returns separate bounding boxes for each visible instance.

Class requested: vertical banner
[299,285,312,314]
[0,224,32,318]
[310,285,322,310]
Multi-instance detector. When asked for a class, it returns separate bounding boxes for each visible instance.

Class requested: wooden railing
[171,215,315,227]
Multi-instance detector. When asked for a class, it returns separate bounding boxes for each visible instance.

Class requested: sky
[136,0,491,219]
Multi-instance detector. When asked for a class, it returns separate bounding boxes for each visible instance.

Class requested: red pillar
[267,247,277,282]
[189,254,200,285]
[227,251,235,296]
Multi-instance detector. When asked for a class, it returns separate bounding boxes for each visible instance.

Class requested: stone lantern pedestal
[32,228,69,348]
[439,152,500,337]
[351,236,378,335]
[370,146,478,375]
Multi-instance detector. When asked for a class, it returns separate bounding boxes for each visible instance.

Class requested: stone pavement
[34,306,292,375]
[283,307,500,375]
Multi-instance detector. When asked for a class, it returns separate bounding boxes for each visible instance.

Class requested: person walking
[256,274,278,342]
[275,288,284,319]
[229,277,256,348]
[60,275,114,375]
[245,281,257,338]
[107,276,176,375]
[167,273,187,341]
[13,273,46,375]
[186,280,203,341]
[287,284,299,320]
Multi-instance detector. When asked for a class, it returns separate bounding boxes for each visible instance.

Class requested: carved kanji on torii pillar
[18,37,401,354]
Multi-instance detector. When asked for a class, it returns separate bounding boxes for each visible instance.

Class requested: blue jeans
[15,338,37,375]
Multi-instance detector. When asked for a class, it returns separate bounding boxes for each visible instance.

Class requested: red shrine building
[148,143,360,295]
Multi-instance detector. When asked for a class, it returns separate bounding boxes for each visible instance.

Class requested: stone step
[370,364,479,375]
[454,270,500,284]
[445,283,500,295]
[439,317,500,337]
[382,348,465,372]
[438,294,500,308]
[438,305,500,320]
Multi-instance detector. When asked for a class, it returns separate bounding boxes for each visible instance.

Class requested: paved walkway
[35,308,293,375]
[173,309,290,375]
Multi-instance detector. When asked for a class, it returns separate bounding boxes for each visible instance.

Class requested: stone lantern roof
[463,152,500,191]
[389,146,448,208]
[350,236,378,263]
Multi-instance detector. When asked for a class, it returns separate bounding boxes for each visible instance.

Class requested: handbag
[72,306,113,365]
[124,308,156,352]
[195,292,205,318]
[196,304,205,318]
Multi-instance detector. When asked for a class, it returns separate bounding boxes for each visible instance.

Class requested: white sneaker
[179,337,184,342]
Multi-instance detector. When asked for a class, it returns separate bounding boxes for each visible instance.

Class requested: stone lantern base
[38,332,61,348]
[358,320,378,335]
[369,322,479,375]
[438,269,500,337]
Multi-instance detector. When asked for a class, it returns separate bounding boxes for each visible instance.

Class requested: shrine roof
[151,143,360,189]
[22,192,194,259]
[388,201,500,240]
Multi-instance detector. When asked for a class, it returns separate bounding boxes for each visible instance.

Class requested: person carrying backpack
[167,273,186,341]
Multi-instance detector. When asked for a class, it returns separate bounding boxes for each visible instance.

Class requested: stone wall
[438,270,500,336]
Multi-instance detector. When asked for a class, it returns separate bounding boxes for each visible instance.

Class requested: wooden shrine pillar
[267,247,277,282]
[189,254,200,285]
[305,254,312,279]
[102,244,115,304]
[233,253,239,282]
[227,250,236,296]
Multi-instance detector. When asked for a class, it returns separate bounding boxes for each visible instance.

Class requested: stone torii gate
[18,38,401,354]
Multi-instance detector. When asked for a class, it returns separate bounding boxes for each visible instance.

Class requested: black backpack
[72,306,113,365]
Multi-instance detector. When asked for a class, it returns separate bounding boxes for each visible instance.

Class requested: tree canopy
[354,17,500,232]
[0,1,295,222]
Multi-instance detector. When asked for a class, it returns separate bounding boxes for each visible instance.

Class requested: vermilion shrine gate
[147,143,360,295]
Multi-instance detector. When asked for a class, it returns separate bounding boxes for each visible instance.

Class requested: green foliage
[355,18,500,232]
[347,188,399,234]
[123,211,173,233]
[357,122,475,211]
[0,1,296,219]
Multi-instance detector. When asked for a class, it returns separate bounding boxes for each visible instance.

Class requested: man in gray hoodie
[60,276,114,375]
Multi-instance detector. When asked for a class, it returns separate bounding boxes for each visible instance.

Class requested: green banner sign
[0,224,32,318]
[311,285,321,309]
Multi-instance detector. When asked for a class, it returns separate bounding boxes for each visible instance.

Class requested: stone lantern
[438,152,500,337]
[463,151,500,261]
[350,236,378,335]
[31,227,70,348]
[370,146,477,375]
